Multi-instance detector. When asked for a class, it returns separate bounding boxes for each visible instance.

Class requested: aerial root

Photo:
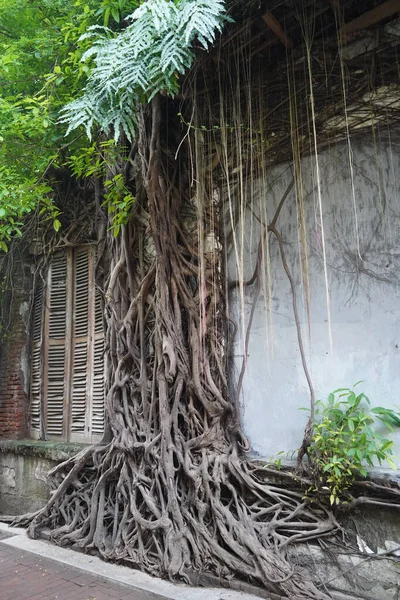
[15,441,334,599]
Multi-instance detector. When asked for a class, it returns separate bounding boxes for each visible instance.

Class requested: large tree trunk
[22,96,335,599]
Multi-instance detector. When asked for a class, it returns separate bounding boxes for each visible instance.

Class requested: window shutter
[30,282,44,436]
[30,246,105,443]
[70,248,105,443]
[91,290,105,437]
[48,253,68,338]
[70,341,88,433]
[71,250,89,436]
[46,346,66,435]
[45,251,68,437]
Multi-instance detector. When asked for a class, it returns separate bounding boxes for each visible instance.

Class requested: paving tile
[0,543,165,600]
[70,573,99,586]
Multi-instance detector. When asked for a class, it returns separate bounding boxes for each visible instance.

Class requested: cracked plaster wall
[0,453,55,515]
[228,132,400,465]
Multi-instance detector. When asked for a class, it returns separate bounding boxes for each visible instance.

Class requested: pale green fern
[60,0,229,140]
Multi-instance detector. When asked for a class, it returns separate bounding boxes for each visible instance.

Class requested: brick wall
[0,256,32,439]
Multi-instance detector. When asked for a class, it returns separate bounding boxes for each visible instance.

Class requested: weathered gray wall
[0,452,55,515]
[228,133,400,462]
[0,441,85,514]
[292,504,400,599]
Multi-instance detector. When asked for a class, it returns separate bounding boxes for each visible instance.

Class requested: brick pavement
[0,541,165,600]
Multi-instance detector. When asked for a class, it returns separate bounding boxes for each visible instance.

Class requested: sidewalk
[0,541,162,600]
[0,523,262,600]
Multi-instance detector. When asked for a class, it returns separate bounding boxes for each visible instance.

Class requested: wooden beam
[341,0,400,37]
[261,11,292,48]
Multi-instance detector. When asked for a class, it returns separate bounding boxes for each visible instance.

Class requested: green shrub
[307,384,400,504]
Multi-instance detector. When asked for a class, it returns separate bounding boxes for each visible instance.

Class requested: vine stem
[231,175,315,466]
[268,224,316,468]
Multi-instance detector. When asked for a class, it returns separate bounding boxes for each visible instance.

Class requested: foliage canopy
[61,0,229,140]
[0,0,227,247]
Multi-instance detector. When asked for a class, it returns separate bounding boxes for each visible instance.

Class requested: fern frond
[129,0,178,34]
[116,61,150,94]
[59,93,101,139]
[123,10,157,58]
[177,0,228,48]
[160,31,194,76]
[61,0,229,140]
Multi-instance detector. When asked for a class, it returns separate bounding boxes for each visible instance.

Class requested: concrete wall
[292,504,400,600]
[228,132,400,462]
[0,441,85,515]
[0,453,55,515]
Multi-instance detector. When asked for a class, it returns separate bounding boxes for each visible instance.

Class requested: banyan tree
[3,1,400,598]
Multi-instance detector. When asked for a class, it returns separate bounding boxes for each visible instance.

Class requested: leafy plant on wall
[307,384,400,504]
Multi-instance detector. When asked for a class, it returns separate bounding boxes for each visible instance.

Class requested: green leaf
[381,440,394,452]
[104,7,111,26]
[111,8,120,22]
[348,391,356,405]
[372,407,400,427]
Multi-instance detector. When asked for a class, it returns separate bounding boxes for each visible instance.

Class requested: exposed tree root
[21,443,336,598]
[14,96,338,599]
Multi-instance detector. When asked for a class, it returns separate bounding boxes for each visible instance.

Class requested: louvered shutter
[70,250,90,438]
[30,282,44,437]
[45,251,69,438]
[91,290,105,438]
[30,246,105,443]
[70,248,105,443]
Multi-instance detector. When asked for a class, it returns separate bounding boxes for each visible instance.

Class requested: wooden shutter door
[30,281,44,438]
[44,250,71,439]
[70,248,91,441]
[30,247,105,443]
[91,289,105,441]
[70,247,105,443]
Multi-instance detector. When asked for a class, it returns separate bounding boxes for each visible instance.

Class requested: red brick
[0,264,30,439]
[0,543,160,600]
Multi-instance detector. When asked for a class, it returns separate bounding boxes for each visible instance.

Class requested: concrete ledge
[0,439,86,462]
[251,458,400,487]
